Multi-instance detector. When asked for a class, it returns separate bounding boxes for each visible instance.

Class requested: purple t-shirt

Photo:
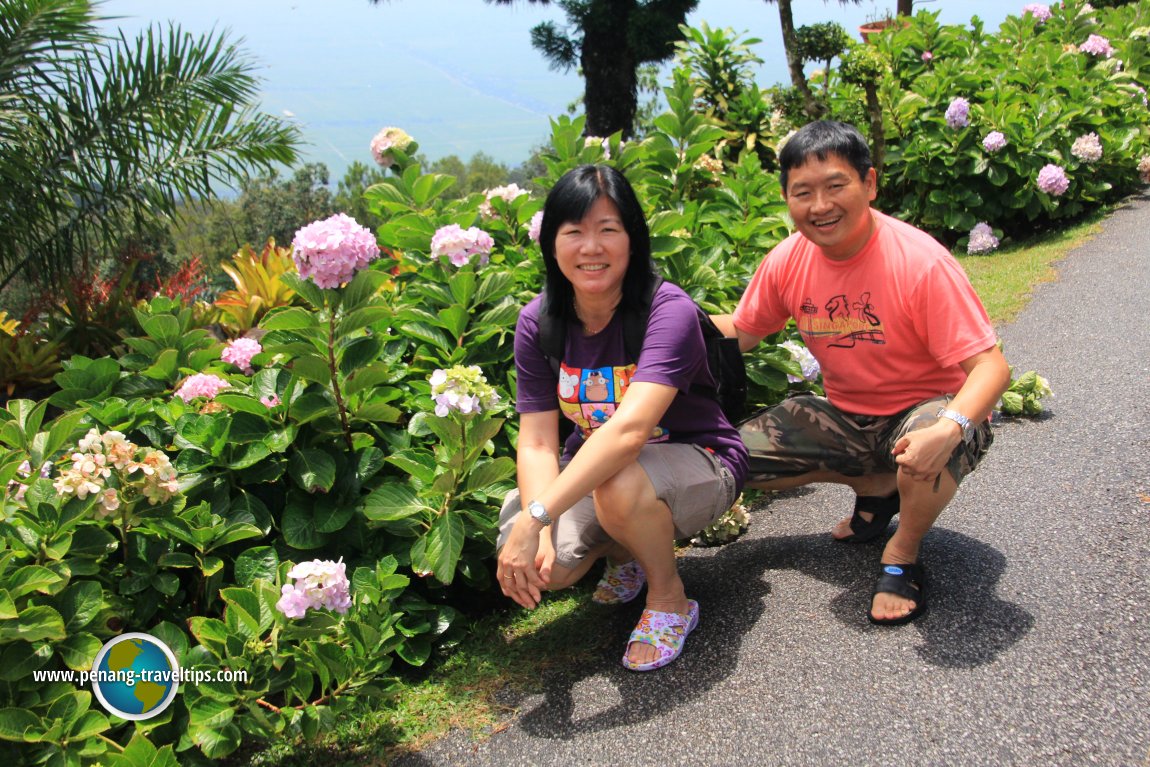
[514,281,748,491]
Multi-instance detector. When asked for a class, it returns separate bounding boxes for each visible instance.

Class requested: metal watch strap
[527,500,552,526]
[936,408,973,442]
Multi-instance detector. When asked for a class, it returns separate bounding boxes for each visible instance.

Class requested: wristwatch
[527,500,552,526]
[936,408,974,444]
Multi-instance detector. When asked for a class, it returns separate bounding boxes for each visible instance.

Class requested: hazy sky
[100,0,1014,175]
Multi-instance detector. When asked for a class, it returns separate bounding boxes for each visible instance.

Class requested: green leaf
[55,580,104,632]
[289,449,337,493]
[7,566,63,598]
[55,633,102,671]
[192,721,241,759]
[362,483,428,522]
[1,605,65,642]
[0,641,52,680]
[340,269,389,311]
[337,306,392,336]
[281,498,328,550]
[0,708,39,742]
[234,547,279,587]
[292,355,333,385]
[463,457,516,494]
[68,710,109,740]
[262,307,319,331]
[412,513,465,584]
[449,269,476,306]
[289,392,337,425]
[352,401,402,424]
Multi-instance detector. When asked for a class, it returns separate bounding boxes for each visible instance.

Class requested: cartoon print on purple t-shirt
[556,362,666,441]
[581,368,612,401]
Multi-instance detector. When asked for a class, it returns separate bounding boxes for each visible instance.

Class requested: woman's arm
[497,381,677,608]
[514,409,562,581]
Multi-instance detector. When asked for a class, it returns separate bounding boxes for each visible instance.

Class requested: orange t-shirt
[733,210,997,416]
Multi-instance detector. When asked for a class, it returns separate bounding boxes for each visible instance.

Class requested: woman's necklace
[574,300,612,336]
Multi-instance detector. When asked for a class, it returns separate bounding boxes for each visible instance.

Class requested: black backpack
[537,277,747,426]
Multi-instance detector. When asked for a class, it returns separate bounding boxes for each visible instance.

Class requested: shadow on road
[509,524,1032,740]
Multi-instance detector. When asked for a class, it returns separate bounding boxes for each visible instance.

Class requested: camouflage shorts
[740,394,993,486]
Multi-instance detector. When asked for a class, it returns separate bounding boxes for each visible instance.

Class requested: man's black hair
[779,120,874,194]
[537,164,655,321]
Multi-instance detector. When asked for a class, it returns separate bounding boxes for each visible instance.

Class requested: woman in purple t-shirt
[496,165,748,672]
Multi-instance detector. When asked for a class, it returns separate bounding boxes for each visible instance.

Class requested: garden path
[394,193,1150,767]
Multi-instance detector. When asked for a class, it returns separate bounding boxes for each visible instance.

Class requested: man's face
[784,153,878,261]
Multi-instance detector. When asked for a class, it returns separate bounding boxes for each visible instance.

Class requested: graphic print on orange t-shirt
[797,291,887,349]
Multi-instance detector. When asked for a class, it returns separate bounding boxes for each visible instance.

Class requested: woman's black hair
[537,164,655,321]
[779,120,873,194]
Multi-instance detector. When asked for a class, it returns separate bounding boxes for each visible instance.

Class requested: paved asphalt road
[395,195,1150,767]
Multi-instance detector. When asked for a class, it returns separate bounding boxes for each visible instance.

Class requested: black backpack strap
[537,291,565,378]
[621,275,663,362]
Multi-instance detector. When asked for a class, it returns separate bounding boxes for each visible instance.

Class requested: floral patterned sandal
[592,559,646,605]
[621,599,699,672]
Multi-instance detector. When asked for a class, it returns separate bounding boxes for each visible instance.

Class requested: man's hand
[892,420,963,485]
[496,514,547,609]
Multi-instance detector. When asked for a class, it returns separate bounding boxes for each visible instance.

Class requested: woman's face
[552,195,630,300]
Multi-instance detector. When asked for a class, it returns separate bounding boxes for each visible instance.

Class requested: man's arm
[711,314,767,353]
[892,345,1012,482]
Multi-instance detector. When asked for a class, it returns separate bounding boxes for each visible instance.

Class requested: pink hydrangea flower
[1036,164,1070,196]
[921,51,934,63]
[292,213,380,289]
[479,184,529,218]
[945,97,971,129]
[221,337,262,374]
[967,222,1000,254]
[527,211,544,243]
[276,558,352,619]
[1070,132,1103,163]
[1079,35,1115,58]
[175,373,229,402]
[1137,155,1150,184]
[983,131,1008,153]
[261,394,281,408]
[1022,4,1052,23]
[370,126,414,168]
[430,224,494,268]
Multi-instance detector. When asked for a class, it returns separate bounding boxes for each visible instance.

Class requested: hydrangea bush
[0,39,821,765]
[851,1,1150,243]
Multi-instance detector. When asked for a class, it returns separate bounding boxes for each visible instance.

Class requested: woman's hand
[497,515,547,609]
[535,528,556,588]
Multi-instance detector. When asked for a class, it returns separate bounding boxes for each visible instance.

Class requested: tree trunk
[775,0,827,118]
[581,1,638,137]
[896,0,913,16]
[864,82,885,177]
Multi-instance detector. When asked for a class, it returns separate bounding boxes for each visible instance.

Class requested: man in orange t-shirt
[714,121,1011,626]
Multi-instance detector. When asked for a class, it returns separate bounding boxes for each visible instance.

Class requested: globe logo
[90,633,180,721]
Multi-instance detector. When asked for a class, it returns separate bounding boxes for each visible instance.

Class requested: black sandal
[868,562,928,626]
[837,492,900,544]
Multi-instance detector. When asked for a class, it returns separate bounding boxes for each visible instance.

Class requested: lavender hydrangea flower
[430,224,495,268]
[1022,4,1052,23]
[780,340,820,384]
[1036,164,1070,196]
[292,213,380,289]
[983,131,1008,153]
[175,373,229,402]
[1079,34,1115,58]
[967,222,1000,255]
[429,365,501,417]
[1071,132,1103,163]
[276,558,352,619]
[945,97,971,129]
[1138,155,1150,184]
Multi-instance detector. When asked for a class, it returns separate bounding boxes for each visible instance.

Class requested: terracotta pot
[858,18,908,43]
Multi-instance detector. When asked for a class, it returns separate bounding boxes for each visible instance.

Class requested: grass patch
[957,211,1106,326]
